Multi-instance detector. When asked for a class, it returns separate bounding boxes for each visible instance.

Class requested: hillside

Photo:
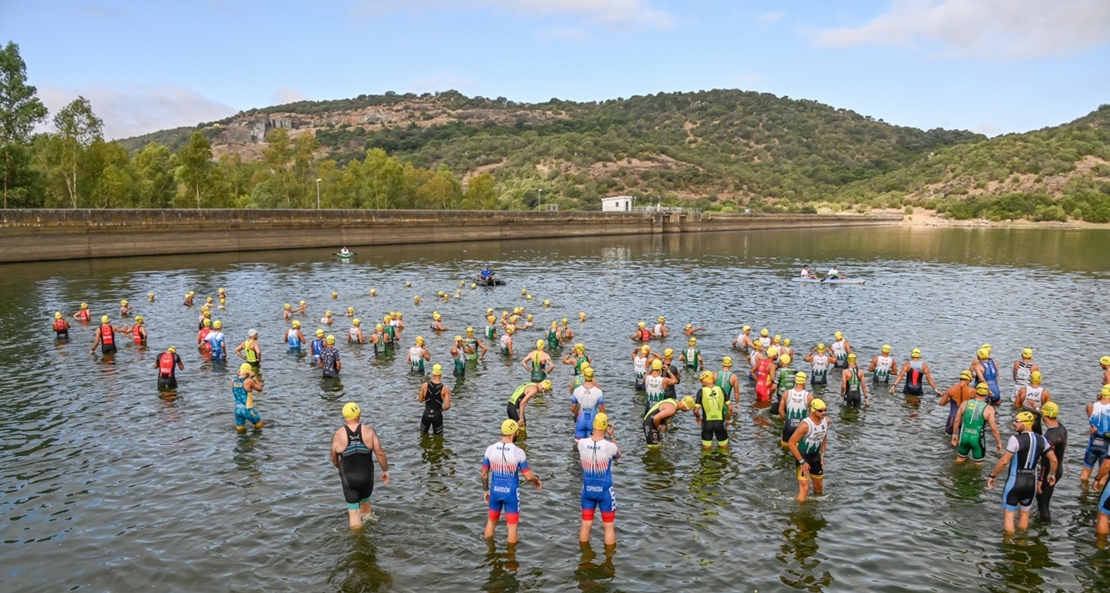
[119,89,984,211]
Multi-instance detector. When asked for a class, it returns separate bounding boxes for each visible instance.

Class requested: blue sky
[4,0,1109,139]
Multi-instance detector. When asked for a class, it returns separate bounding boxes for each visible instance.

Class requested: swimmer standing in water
[331,402,390,529]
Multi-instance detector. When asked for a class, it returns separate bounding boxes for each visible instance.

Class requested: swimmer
[319,335,342,378]
[560,318,574,344]
[52,312,71,339]
[147,292,154,302]
[483,419,542,544]
[779,338,795,364]
[563,343,592,376]
[987,411,1058,532]
[89,315,123,356]
[715,356,742,409]
[1014,371,1052,434]
[840,353,869,407]
[579,312,586,322]
[971,347,1002,405]
[652,316,668,339]
[732,325,754,351]
[758,328,772,349]
[642,396,695,447]
[830,332,852,369]
[546,321,561,351]
[408,336,431,374]
[1011,348,1038,403]
[1080,385,1110,485]
[631,322,651,342]
[521,340,554,383]
[694,370,732,450]
[578,413,620,545]
[631,344,655,390]
[73,302,91,323]
[780,372,813,446]
[430,312,448,332]
[939,370,976,436]
[660,349,681,401]
[232,363,264,432]
[868,345,897,384]
[283,303,292,319]
[321,310,334,326]
[484,315,497,340]
[753,345,776,404]
[463,327,488,363]
[197,308,210,330]
[1101,355,1110,388]
[507,380,551,429]
[952,383,1004,463]
[787,399,830,502]
[500,326,515,357]
[382,315,397,346]
[680,337,703,371]
[344,306,355,317]
[348,319,364,344]
[368,323,385,353]
[234,329,262,369]
[292,300,307,314]
[331,402,390,529]
[419,365,452,435]
[571,367,606,441]
[1037,402,1066,522]
[771,353,798,413]
[890,348,939,397]
[197,319,213,354]
[524,314,535,329]
[642,359,678,413]
[119,300,133,316]
[205,320,227,361]
[155,346,185,390]
[311,329,325,364]
[183,292,194,307]
[805,344,832,386]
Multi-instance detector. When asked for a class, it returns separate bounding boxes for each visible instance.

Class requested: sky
[3,0,1109,140]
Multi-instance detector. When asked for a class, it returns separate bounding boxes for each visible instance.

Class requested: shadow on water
[777,507,832,592]
[640,449,677,493]
[481,541,520,593]
[419,433,456,480]
[574,541,617,593]
[689,449,730,524]
[983,532,1057,593]
[940,457,988,502]
[327,533,394,593]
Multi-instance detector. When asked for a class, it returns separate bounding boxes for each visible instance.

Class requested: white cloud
[270,87,311,105]
[38,83,236,140]
[816,0,1110,60]
[757,11,785,26]
[355,0,673,30]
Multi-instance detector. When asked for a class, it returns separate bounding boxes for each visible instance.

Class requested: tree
[0,42,48,208]
[51,96,103,208]
[133,142,174,207]
[462,171,497,210]
[174,131,212,208]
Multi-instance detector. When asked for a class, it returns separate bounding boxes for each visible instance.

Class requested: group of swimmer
[52,286,1110,543]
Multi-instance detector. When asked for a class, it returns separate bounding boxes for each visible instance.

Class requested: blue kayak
[792,277,866,285]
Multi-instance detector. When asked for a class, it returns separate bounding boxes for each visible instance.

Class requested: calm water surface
[3,226,1110,592]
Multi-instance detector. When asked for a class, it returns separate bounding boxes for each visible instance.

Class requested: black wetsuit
[339,424,375,506]
[421,381,445,435]
[1036,422,1067,522]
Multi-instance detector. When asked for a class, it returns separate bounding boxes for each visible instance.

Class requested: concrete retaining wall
[0,209,901,263]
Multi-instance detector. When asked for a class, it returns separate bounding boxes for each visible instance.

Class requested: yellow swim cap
[663,348,674,358]
[881,344,891,353]
[689,338,697,345]
[811,399,827,412]
[1030,371,1042,384]
[455,335,463,342]
[1016,411,1035,426]
[652,359,663,370]
[562,317,568,324]
[834,331,843,340]
[1101,356,1110,366]
[101,315,110,324]
[960,370,973,380]
[761,329,769,337]
[575,343,585,352]
[641,345,650,353]
[331,292,337,298]
[316,329,325,336]
[54,312,62,319]
[502,419,519,435]
[348,306,354,312]
[466,327,474,334]
[1041,401,1059,418]
[167,346,176,353]
[976,383,990,395]
[593,413,608,430]
[521,289,527,295]
[846,353,856,362]
[982,343,992,351]
[213,320,222,329]
[405,281,412,287]
[300,300,306,305]
[773,335,782,343]
[324,334,335,344]
[527,314,533,320]
[977,348,989,360]
[784,338,791,347]
[134,316,143,323]
[235,362,252,374]
[699,370,714,382]
[816,343,826,351]
[543,300,550,306]
[353,319,361,326]
[743,325,751,332]
[767,347,779,358]
[487,308,494,314]
[526,295,532,301]
[1022,348,1033,358]
[487,315,495,323]
[204,319,212,327]
[416,336,425,345]
[507,326,515,333]
[579,312,586,318]
[911,348,921,358]
[686,324,693,329]
[343,402,361,419]
[681,396,696,409]
[583,367,595,379]
[433,313,441,320]
[540,379,552,390]
[780,354,792,366]
[722,356,733,366]
[658,316,665,323]
[432,364,443,375]
[638,322,646,328]
[375,323,383,330]
[284,303,291,309]
[536,339,545,349]
[754,341,764,350]
[795,372,808,383]
[80,302,87,308]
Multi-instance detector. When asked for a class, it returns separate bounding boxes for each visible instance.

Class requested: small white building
[601,196,634,212]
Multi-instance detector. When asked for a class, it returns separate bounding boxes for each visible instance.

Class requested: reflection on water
[575,541,617,593]
[2,226,1110,592]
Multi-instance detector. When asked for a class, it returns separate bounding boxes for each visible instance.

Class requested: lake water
[3,226,1110,592]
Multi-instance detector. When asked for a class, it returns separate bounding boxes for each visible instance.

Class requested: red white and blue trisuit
[577,437,619,523]
[483,441,529,524]
[572,385,604,440]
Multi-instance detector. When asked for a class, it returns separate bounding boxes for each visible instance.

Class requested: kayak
[792,277,866,285]
[336,253,352,262]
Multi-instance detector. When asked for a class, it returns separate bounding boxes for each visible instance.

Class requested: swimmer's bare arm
[987,450,1014,488]
[418,383,427,403]
[867,358,878,372]
[939,387,953,406]
[367,427,389,485]
[843,341,852,355]
[1012,361,1020,382]
[520,354,532,372]
[562,353,576,365]
[478,339,488,359]
[234,342,246,359]
[1013,388,1026,409]
[986,407,1003,453]
[441,385,451,411]
[861,374,870,403]
[482,467,490,502]
[890,363,909,394]
[1095,458,1110,484]
[951,401,968,446]
[521,467,541,490]
[330,429,345,468]
[923,364,939,392]
[787,423,810,477]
